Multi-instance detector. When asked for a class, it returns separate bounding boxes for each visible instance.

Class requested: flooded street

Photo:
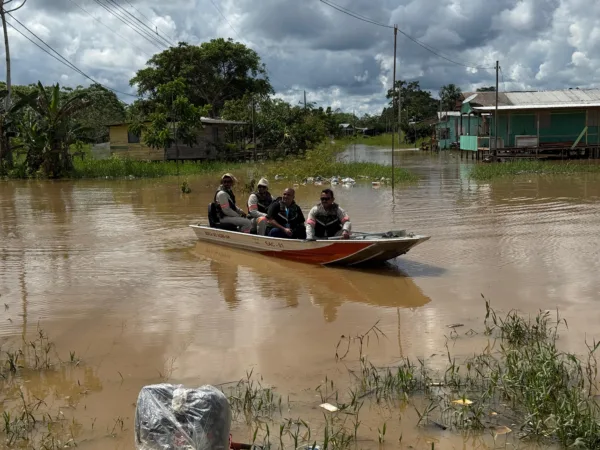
[2,147,600,448]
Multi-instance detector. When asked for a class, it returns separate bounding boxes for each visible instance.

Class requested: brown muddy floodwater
[1,147,600,449]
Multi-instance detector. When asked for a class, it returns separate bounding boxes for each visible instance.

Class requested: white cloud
[1,0,599,115]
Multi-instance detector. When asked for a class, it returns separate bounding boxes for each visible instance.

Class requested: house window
[212,126,219,142]
[539,111,551,129]
[127,130,140,143]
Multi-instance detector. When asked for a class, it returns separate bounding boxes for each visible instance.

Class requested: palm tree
[20,82,91,177]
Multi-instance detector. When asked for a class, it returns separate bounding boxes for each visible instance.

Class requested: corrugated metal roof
[465,88,600,111]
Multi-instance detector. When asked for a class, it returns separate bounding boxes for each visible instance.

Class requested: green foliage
[222,95,327,155]
[469,160,600,180]
[18,82,92,178]
[129,78,211,152]
[438,83,462,111]
[130,39,272,116]
[384,79,439,142]
[0,88,38,172]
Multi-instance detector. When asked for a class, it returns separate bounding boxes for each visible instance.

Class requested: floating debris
[452,398,473,406]
[494,425,512,435]
[447,323,464,329]
[319,403,338,412]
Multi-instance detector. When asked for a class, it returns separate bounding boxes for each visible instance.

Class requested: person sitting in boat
[247,177,273,235]
[265,188,307,239]
[215,173,252,232]
[306,188,351,240]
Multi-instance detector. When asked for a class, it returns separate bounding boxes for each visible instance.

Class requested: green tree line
[0,37,478,178]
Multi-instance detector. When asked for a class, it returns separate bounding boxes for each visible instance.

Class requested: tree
[0,0,27,166]
[439,83,462,111]
[19,82,92,177]
[222,95,327,156]
[129,78,211,155]
[477,86,496,92]
[68,84,126,143]
[130,39,273,117]
[386,80,438,141]
[0,88,36,174]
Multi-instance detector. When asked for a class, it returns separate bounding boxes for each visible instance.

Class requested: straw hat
[257,177,269,188]
[221,173,237,183]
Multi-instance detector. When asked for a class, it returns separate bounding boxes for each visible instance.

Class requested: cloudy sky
[2,0,599,115]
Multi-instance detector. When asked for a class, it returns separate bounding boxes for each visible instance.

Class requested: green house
[436,111,483,149]
[460,89,600,151]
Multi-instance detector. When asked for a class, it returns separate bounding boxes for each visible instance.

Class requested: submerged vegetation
[3,140,418,183]
[0,326,119,448]
[223,300,600,449]
[470,160,600,180]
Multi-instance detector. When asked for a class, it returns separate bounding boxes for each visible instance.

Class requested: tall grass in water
[0,326,110,448]
[226,301,600,449]
[68,141,418,182]
[72,157,248,179]
[470,160,600,180]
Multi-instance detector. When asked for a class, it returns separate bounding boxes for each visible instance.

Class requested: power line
[6,13,139,98]
[90,0,166,50]
[104,0,174,47]
[319,0,493,70]
[208,0,242,40]
[319,0,392,29]
[67,0,151,58]
[123,0,176,45]
[101,0,169,48]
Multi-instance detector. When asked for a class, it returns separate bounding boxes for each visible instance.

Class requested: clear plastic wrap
[134,384,231,450]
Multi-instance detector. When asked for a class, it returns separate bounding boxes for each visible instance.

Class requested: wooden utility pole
[1,0,27,110]
[303,90,307,110]
[391,25,397,192]
[494,60,499,157]
[251,95,256,160]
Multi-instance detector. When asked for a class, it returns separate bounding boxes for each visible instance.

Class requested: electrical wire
[208,0,242,40]
[6,14,139,98]
[90,0,166,50]
[319,0,494,70]
[67,0,151,58]
[104,0,174,47]
[122,0,176,45]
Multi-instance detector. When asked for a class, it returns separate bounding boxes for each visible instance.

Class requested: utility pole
[251,95,256,161]
[303,90,307,110]
[1,0,27,110]
[391,24,397,192]
[494,60,499,157]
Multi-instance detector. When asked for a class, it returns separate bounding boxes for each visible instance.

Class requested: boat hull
[189,225,430,266]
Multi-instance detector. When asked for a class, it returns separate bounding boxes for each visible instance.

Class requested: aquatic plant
[469,160,600,180]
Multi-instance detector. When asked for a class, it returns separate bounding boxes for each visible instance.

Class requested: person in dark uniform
[265,188,306,239]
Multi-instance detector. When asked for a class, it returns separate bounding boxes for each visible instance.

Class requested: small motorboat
[189,224,430,266]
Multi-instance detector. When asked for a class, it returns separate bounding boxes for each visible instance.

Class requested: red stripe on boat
[261,242,371,264]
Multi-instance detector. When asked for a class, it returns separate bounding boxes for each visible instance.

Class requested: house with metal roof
[107,117,248,161]
[435,111,483,149]
[459,89,600,157]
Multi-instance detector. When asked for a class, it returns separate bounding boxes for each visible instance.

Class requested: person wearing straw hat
[247,177,273,235]
[214,173,252,232]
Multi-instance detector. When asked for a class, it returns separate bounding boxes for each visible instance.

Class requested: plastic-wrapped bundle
[134,384,231,450]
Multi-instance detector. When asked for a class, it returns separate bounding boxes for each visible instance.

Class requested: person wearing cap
[214,173,252,232]
[247,177,273,235]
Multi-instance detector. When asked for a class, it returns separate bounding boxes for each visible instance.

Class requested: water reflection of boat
[191,241,431,321]
[190,225,430,266]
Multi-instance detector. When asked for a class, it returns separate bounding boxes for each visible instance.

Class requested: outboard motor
[134,384,231,450]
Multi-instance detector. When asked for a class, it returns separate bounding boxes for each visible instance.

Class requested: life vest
[213,186,237,218]
[250,190,273,214]
[268,197,303,229]
[313,203,343,237]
